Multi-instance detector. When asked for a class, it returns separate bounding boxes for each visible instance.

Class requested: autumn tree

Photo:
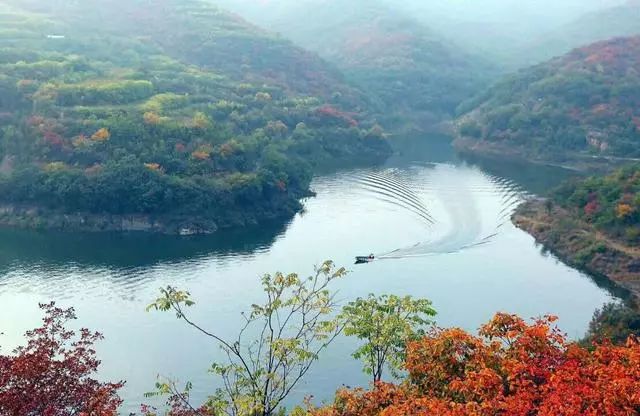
[314,313,640,416]
[0,302,123,416]
[91,127,111,142]
[144,111,162,125]
[340,294,436,382]
[146,261,347,416]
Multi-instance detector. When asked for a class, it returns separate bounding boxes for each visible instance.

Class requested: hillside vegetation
[553,165,640,245]
[456,36,640,163]
[0,0,390,233]
[216,0,495,128]
[514,165,640,302]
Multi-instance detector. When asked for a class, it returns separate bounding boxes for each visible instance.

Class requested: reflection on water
[0,221,288,269]
[0,221,289,298]
[458,152,581,196]
[0,137,615,412]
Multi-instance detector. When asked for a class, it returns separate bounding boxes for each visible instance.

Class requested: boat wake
[352,164,529,260]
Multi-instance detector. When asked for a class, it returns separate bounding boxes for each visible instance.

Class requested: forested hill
[4,0,364,101]
[0,0,391,233]
[215,0,496,128]
[524,1,640,65]
[456,36,640,162]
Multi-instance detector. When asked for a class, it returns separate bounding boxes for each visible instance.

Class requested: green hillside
[456,36,640,163]
[0,0,391,233]
[553,164,640,244]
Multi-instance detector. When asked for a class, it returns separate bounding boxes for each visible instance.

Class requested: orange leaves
[315,314,640,416]
[191,150,210,161]
[91,128,111,142]
[144,163,163,173]
[405,327,490,396]
[143,111,162,125]
[538,338,640,416]
[191,144,213,161]
[324,383,409,416]
[616,203,634,219]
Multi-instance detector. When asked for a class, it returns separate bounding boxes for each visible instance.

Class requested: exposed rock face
[0,205,218,235]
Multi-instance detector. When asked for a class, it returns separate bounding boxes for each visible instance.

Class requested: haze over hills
[391,0,629,68]
[456,36,640,163]
[215,0,496,130]
[0,0,390,233]
[523,0,640,66]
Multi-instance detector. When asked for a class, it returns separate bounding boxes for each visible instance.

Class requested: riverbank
[513,199,640,306]
[0,199,302,235]
[454,137,639,173]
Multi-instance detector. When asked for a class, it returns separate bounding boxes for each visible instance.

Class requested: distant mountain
[524,1,640,65]
[0,0,390,233]
[216,0,496,128]
[384,0,628,69]
[455,36,640,163]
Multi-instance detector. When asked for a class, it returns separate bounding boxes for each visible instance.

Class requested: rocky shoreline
[453,137,638,173]
[0,202,301,236]
[513,199,640,306]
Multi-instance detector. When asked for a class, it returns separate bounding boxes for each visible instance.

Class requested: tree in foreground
[313,313,640,416]
[145,260,347,416]
[0,302,123,416]
[340,294,436,382]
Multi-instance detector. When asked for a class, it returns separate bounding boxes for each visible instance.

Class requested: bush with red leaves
[0,302,123,416]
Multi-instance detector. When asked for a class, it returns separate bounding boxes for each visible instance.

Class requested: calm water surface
[0,138,617,411]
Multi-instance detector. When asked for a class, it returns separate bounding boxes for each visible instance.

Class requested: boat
[355,254,375,264]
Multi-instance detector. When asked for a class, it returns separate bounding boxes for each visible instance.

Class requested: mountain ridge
[455,36,640,165]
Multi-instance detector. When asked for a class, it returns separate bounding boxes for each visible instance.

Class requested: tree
[0,302,123,416]
[146,261,347,416]
[340,294,436,382]
[584,302,640,345]
[144,111,162,125]
[616,202,634,219]
[314,313,640,416]
[91,127,111,142]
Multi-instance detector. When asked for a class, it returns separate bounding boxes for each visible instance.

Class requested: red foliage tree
[0,302,123,416]
[584,199,600,217]
[314,313,640,416]
[43,130,64,147]
[315,105,358,127]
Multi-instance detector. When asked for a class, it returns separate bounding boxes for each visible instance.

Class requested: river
[0,137,617,412]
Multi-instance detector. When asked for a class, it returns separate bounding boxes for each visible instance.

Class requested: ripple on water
[347,164,529,259]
